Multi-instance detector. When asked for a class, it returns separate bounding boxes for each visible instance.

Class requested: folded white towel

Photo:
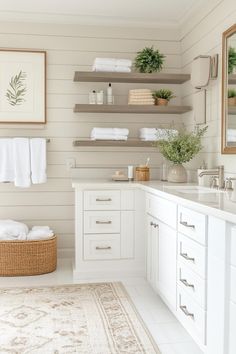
[30,138,47,184]
[140,136,158,141]
[139,128,178,140]
[94,58,132,67]
[0,139,14,183]
[13,138,31,188]
[27,228,54,240]
[93,65,131,73]
[91,135,128,141]
[91,128,129,136]
[139,128,158,135]
[0,220,28,240]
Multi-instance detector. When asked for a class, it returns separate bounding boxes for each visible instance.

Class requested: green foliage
[228,47,236,75]
[6,71,27,106]
[152,89,175,101]
[228,89,236,98]
[154,126,208,164]
[134,46,165,73]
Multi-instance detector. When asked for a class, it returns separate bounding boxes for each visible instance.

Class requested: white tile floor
[0,259,203,354]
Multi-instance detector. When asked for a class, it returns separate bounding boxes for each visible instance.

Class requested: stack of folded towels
[0,220,54,241]
[139,128,178,141]
[128,89,155,105]
[227,129,236,142]
[92,58,132,73]
[91,127,129,141]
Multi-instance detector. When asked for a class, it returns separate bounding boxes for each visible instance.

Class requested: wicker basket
[0,235,57,276]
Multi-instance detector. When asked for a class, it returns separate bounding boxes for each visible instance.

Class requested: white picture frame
[0,49,46,124]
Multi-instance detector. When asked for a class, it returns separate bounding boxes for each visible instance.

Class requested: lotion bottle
[107,83,113,104]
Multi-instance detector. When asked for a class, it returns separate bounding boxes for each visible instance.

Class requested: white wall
[0,22,181,256]
[180,0,236,177]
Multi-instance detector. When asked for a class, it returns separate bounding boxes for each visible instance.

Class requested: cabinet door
[158,221,177,309]
[147,215,159,291]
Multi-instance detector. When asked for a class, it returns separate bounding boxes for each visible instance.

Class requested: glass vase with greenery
[154,126,208,182]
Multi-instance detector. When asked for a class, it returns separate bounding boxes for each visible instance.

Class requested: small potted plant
[153,126,208,183]
[228,89,236,106]
[228,47,236,75]
[152,89,175,106]
[134,46,165,73]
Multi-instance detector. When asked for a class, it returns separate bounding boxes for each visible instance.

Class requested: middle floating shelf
[73,140,155,147]
[73,104,192,114]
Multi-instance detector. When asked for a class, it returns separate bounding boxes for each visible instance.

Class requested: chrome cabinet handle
[96,198,112,202]
[150,221,159,228]
[180,220,195,229]
[180,278,195,289]
[96,220,112,224]
[95,246,111,250]
[180,252,195,262]
[180,305,194,319]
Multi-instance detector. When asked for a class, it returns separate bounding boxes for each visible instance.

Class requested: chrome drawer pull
[180,305,194,319]
[96,220,112,224]
[180,278,195,289]
[150,221,159,228]
[96,246,112,250]
[180,252,195,262]
[96,198,112,202]
[180,220,195,229]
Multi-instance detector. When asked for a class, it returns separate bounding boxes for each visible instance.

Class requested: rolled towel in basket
[0,220,28,240]
[27,226,54,240]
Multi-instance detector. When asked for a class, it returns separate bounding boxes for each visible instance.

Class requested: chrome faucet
[198,165,225,189]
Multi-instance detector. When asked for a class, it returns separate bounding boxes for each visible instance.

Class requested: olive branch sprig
[6,71,27,106]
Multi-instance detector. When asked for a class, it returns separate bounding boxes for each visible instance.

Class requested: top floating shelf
[73,71,191,84]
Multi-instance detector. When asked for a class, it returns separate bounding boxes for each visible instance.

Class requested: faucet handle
[210,176,218,189]
[225,177,236,191]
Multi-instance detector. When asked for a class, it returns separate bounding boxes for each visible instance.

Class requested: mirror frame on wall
[222,23,236,154]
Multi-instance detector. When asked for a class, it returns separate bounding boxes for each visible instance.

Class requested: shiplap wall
[0,22,181,256]
[180,0,236,177]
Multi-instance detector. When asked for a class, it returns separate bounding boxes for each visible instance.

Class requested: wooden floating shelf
[73,104,192,114]
[228,106,236,115]
[229,74,236,84]
[74,71,190,84]
[73,140,154,147]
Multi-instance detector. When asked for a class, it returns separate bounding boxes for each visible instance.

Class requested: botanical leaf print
[6,71,27,106]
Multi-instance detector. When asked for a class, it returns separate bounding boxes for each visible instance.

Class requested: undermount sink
[164,186,224,194]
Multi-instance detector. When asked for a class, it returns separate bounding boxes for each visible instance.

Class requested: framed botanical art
[0,49,46,124]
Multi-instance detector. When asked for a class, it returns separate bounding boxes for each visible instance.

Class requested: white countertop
[72,179,236,224]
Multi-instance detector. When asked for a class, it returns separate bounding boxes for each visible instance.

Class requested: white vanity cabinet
[146,193,177,310]
[73,184,146,280]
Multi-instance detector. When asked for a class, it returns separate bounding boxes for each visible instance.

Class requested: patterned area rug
[0,282,160,353]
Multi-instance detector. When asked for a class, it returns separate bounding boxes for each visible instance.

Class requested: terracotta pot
[157,98,168,106]
[167,164,187,183]
[228,97,236,106]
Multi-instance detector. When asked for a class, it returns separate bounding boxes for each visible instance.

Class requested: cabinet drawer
[178,206,207,245]
[178,262,206,309]
[178,233,206,279]
[230,227,236,267]
[84,234,120,260]
[146,193,177,228]
[84,211,120,234]
[84,190,120,210]
[177,287,206,345]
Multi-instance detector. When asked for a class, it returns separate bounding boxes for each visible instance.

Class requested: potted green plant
[228,89,236,106]
[228,47,236,75]
[152,89,175,106]
[154,126,208,182]
[134,46,165,73]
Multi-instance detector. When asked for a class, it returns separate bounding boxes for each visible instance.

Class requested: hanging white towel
[0,139,14,183]
[13,138,31,188]
[30,138,47,184]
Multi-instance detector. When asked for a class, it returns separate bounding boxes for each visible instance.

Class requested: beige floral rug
[0,282,160,354]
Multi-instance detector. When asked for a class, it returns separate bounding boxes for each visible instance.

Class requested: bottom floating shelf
[73,140,155,147]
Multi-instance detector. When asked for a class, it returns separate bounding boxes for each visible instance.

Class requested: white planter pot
[168,164,187,183]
